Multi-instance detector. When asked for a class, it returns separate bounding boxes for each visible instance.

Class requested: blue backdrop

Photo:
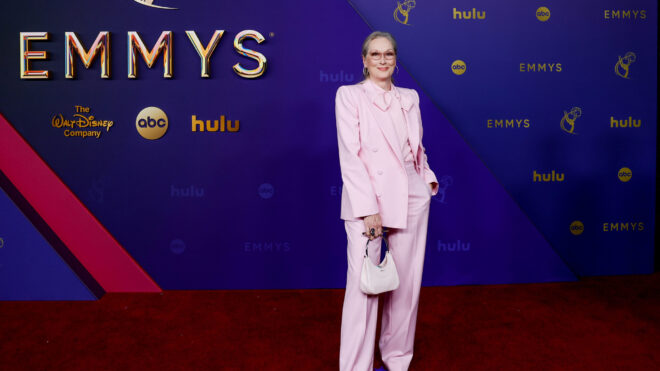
[0,0,656,299]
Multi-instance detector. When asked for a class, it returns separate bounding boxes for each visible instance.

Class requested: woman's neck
[369,78,392,92]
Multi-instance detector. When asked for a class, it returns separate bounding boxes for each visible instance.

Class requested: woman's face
[363,37,396,82]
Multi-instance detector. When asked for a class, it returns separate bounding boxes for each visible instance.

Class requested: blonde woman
[335,31,438,370]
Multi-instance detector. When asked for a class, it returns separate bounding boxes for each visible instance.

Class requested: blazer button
[377,170,383,175]
[372,147,379,152]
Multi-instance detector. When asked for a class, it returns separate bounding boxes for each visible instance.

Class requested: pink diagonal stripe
[0,112,161,292]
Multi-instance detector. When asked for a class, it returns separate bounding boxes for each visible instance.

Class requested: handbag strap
[364,229,390,257]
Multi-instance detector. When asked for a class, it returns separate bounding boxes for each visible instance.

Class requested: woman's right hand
[362,214,383,240]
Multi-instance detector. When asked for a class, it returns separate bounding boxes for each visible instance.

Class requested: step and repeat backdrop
[0,0,656,299]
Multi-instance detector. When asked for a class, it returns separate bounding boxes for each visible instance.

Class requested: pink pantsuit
[335,79,438,371]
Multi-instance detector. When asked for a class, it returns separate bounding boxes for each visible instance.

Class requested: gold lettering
[233,30,267,78]
[186,30,224,78]
[20,32,50,79]
[65,31,110,79]
[127,31,173,78]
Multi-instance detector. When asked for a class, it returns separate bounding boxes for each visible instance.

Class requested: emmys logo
[451,60,466,75]
[52,105,114,139]
[191,115,239,132]
[20,29,267,79]
[536,7,551,21]
[533,170,564,182]
[618,167,632,182]
[570,221,584,235]
[560,107,581,135]
[519,63,562,72]
[604,10,647,20]
[452,8,486,20]
[136,106,168,140]
[602,222,644,232]
[133,0,177,10]
[615,52,636,79]
[487,119,530,129]
[394,0,415,25]
[0,237,4,248]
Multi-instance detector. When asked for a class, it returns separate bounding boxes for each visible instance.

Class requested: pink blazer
[335,80,438,229]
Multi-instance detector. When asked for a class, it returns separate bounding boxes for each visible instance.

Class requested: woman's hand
[429,182,437,195]
[362,214,383,240]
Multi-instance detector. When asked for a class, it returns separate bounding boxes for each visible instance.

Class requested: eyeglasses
[368,51,396,61]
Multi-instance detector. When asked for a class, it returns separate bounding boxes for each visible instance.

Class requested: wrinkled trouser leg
[340,160,431,371]
[379,161,431,371]
[339,221,382,371]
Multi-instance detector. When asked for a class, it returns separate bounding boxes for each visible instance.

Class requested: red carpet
[1,274,659,370]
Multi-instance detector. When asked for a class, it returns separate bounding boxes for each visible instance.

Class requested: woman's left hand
[428,182,437,195]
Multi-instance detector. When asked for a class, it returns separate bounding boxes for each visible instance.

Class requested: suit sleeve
[335,86,379,218]
[413,89,439,195]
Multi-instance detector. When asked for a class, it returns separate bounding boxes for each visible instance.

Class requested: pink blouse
[364,79,415,162]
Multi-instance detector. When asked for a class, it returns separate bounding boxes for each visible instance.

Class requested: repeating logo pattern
[394,0,415,25]
[570,221,584,235]
[560,107,582,135]
[618,167,632,182]
[615,52,636,79]
[536,7,551,21]
[451,60,466,75]
[136,106,168,140]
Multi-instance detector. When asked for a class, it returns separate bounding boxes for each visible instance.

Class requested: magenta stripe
[0,112,161,292]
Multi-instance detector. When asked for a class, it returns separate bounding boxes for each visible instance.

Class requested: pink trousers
[340,160,431,371]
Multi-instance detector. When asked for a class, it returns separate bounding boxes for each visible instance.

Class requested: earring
[395,65,400,74]
[363,67,369,76]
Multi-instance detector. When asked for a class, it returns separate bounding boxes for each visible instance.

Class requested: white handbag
[360,232,400,295]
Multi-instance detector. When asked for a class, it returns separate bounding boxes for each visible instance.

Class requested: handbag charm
[360,231,400,295]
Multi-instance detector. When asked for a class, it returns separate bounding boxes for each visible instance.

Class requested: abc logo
[136,106,168,140]
[618,167,632,182]
[536,7,551,22]
[451,60,466,75]
[570,220,584,236]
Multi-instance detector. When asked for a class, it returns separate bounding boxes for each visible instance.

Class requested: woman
[335,31,438,371]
